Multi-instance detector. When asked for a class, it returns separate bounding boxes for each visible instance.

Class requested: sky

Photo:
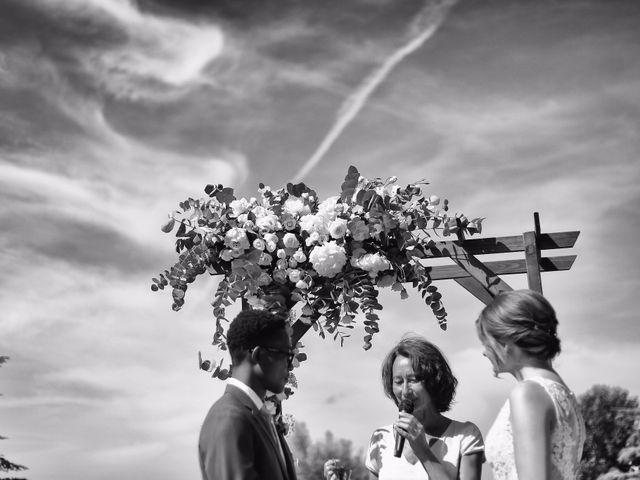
[1,0,639,479]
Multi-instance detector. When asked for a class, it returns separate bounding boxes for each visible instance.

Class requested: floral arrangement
[152,165,483,384]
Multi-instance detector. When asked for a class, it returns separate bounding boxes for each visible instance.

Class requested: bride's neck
[513,363,554,381]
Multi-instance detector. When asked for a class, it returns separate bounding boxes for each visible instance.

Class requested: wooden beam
[426,255,577,280]
[427,231,579,257]
[523,230,543,293]
[454,277,496,305]
[438,242,514,296]
[287,255,576,341]
[292,320,312,345]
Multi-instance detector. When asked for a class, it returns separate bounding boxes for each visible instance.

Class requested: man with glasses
[199,309,298,480]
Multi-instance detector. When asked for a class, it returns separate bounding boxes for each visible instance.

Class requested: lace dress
[485,377,585,480]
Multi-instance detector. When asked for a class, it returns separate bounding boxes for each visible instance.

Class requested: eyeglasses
[259,346,295,366]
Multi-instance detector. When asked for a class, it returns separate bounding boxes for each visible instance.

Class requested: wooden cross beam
[290,213,579,343]
[424,213,578,304]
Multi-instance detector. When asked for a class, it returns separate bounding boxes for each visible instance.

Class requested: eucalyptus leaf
[161,217,176,233]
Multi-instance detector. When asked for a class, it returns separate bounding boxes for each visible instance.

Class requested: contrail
[291,0,458,183]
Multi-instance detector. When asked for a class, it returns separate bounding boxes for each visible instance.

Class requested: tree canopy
[288,421,369,480]
[579,384,639,480]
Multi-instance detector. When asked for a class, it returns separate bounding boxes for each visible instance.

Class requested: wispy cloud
[21,0,224,101]
[292,0,458,182]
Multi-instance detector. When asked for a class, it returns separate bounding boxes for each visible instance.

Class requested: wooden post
[523,212,543,293]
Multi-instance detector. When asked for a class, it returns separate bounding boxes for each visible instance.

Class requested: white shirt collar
[227,377,264,410]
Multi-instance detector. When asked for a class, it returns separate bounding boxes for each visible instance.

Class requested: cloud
[18,0,225,101]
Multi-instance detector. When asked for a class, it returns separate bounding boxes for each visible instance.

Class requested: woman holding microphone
[326,336,484,480]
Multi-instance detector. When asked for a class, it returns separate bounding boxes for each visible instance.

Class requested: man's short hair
[227,310,288,363]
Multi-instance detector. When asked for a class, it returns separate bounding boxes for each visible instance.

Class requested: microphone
[394,394,415,457]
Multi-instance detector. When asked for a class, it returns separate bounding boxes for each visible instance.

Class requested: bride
[476,289,585,480]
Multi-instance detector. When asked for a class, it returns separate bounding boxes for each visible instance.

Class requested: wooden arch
[290,212,579,344]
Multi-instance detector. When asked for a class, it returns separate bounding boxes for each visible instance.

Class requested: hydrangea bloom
[299,213,328,235]
[309,241,347,278]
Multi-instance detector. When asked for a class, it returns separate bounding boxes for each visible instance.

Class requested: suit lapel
[278,429,297,480]
[254,408,290,478]
[225,385,291,479]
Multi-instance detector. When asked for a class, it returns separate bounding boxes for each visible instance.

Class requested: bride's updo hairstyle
[476,289,561,366]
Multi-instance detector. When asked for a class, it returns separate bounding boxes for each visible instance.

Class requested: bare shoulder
[509,380,554,416]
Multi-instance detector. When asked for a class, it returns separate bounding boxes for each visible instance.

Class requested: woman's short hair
[476,289,561,364]
[381,336,457,412]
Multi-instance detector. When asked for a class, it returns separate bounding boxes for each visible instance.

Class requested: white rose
[263,233,278,244]
[385,184,400,197]
[256,214,281,232]
[251,206,269,218]
[305,231,321,247]
[220,249,234,262]
[282,233,300,249]
[281,214,297,231]
[229,198,250,216]
[243,220,255,230]
[288,269,302,283]
[258,252,273,266]
[293,249,307,263]
[317,196,340,221]
[284,198,310,216]
[309,241,347,278]
[224,227,250,250]
[354,252,391,277]
[328,218,348,239]
[253,238,266,251]
[277,249,287,259]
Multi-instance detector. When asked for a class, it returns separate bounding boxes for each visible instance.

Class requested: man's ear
[250,347,261,365]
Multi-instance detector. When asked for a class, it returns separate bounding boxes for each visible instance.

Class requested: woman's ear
[493,341,509,362]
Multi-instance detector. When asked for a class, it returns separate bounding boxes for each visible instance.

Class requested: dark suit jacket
[199,384,298,480]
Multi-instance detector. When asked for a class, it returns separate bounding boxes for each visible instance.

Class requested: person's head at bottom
[324,458,351,480]
[227,309,294,398]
